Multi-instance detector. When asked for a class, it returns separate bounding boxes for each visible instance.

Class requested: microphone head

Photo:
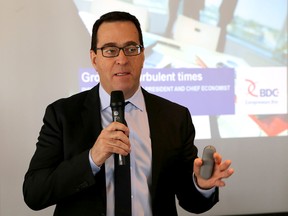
[110,90,125,108]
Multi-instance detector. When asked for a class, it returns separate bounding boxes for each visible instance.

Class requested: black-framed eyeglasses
[96,44,143,58]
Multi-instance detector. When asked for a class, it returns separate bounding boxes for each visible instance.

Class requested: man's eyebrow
[123,41,138,46]
[100,41,139,48]
[100,42,116,48]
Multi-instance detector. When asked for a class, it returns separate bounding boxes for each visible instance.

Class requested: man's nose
[115,49,128,65]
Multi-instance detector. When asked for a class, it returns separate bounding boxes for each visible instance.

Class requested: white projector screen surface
[73,1,288,214]
[75,0,288,140]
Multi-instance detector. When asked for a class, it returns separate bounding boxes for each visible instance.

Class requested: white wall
[0,1,90,215]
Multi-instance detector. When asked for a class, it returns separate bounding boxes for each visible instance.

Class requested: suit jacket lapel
[81,84,103,146]
[81,84,107,210]
[142,88,166,204]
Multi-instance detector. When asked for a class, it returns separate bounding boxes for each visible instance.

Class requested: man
[23,11,233,216]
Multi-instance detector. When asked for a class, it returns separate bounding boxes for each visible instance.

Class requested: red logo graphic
[245,79,258,97]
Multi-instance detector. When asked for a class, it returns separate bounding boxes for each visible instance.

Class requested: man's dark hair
[90,11,144,52]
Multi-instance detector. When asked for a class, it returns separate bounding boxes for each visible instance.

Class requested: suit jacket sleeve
[174,108,219,213]
[23,88,104,211]
[143,90,219,214]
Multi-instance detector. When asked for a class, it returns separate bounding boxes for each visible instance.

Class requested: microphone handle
[112,107,126,166]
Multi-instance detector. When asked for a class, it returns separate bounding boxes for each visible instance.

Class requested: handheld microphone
[110,90,126,166]
[200,145,216,179]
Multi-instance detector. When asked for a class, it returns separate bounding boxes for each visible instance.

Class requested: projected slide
[73,0,288,139]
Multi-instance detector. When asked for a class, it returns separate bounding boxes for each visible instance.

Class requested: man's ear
[90,50,97,67]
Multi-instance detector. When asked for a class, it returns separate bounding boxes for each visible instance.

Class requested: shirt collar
[99,84,145,112]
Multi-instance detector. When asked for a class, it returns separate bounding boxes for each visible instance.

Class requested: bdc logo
[245,79,279,97]
[259,89,279,97]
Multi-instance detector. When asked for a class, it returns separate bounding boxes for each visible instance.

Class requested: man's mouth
[115,72,129,76]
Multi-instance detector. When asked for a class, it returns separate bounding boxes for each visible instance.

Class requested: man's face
[90,21,145,99]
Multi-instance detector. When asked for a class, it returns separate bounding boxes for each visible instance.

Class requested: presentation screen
[74,0,287,140]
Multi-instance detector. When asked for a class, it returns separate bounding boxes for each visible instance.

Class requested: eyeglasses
[96,44,143,58]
